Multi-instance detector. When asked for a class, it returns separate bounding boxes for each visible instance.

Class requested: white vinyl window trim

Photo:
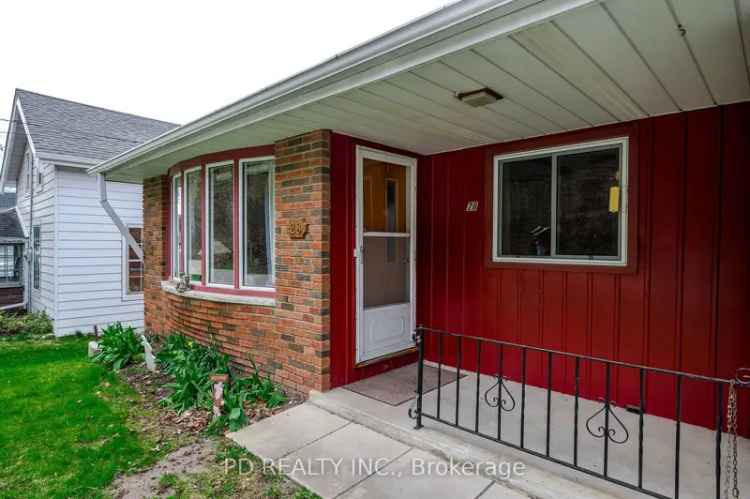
[492,137,629,267]
[182,166,202,284]
[32,225,41,290]
[171,173,182,279]
[122,225,144,300]
[205,161,235,288]
[23,151,32,198]
[238,156,275,291]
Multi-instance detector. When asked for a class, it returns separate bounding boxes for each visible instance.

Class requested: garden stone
[141,335,156,372]
[88,341,100,358]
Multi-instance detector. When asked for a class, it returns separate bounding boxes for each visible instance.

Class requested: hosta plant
[93,322,143,370]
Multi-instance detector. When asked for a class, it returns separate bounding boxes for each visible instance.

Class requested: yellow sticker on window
[609,186,620,213]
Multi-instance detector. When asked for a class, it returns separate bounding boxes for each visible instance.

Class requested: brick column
[143,174,169,334]
[273,130,332,392]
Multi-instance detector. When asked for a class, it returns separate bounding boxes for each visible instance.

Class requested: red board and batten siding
[329,103,749,433]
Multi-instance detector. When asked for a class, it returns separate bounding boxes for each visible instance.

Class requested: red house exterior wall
[328,103,748,432]
[414,103,749,432]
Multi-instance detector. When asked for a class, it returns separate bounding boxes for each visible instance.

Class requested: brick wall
[141,130,331,394]
[273,130,331,392]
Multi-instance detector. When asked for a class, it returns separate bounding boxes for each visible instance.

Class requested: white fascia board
[0,100,19,193]
[89,0,596,177]
[1,99,38,192]
[38,152,99,168]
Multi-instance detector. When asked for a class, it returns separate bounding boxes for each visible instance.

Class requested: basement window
[493,138,628,266]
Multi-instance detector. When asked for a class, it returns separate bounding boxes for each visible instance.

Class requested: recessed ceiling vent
[456,87,503,107]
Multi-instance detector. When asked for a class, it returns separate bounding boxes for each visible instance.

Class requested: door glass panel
[364,237,409,308]
[363,160,408,232]
[362,157,410,309]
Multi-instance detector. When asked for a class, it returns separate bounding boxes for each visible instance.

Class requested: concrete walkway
[228,403,529,499]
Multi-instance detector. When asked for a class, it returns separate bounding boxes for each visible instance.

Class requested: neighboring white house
[0,90,177,335]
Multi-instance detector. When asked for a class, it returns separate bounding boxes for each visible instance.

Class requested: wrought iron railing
[410,326,749,499]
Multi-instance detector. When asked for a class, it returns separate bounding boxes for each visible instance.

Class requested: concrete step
[309,389,620,499]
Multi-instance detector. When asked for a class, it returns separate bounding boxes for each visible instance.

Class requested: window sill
[160,280,276,307]
[0,282,22,289]
[486,258,635,274]
[122,292,144,302]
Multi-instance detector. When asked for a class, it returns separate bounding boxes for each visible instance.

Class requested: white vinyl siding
[17,147,55,317]
[54,167,144,335]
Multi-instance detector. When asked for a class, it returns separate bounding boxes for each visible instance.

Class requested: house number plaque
[287,220,309,239]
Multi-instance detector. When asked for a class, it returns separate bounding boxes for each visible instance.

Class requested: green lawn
[0,338,161,498]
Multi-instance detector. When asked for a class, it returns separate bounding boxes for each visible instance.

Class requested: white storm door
[355,146,416,364]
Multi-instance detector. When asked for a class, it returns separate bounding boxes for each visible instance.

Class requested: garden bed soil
[110,363,309,498]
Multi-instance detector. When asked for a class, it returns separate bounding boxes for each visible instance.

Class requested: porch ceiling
[98,0,750,183]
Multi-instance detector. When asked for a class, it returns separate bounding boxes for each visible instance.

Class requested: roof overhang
[0,99,31,192]
[90,0,750,183]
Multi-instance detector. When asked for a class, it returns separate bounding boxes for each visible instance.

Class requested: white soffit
[96,0,750,181]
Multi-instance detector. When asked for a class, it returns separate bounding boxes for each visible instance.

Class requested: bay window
[184,168,202,282]
[241,158,274,288]
[493,138,628,266]
[169,153,275,294]
[171,174,182,278]
[207,163,234,286]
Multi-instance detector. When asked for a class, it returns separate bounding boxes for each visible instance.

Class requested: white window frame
[32,225,41,290]
[122,225,144,300]
[492,137,629,267]
[205,161,235,288]
[23,151,32,197]
[238,156,275,291]
[35,163,43,192]
[0,244,23,286]
[183,166,202,284]
[171,173,182,279]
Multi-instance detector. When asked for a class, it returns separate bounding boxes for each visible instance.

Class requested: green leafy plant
[157,334,230,412]
[157,333,286,430]
[93,322,143,370]
[0,311,53,338]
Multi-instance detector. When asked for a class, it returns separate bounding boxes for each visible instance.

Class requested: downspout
[98,173,143,261]
[27,160,34,312]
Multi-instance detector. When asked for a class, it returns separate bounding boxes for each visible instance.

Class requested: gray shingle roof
[0,209,24,239]
[16,89,179,162]
[0,193,16,210]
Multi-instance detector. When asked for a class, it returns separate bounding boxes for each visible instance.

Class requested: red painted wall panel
[329,104,749,433]
[411,104,749,432]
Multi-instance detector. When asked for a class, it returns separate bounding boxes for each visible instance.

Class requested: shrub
[93,322,143,370]
[157,334,230,412]
[0,311,53,338]
[156,333,287,430]
[221,361,287,431]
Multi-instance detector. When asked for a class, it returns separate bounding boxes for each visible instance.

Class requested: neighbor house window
[240,158,274,288]
[171,173,182,278]
[493,138,627,266]
[124,227,144,294]
[207,163,234,286]
[32,226,41,289]
[0,244,22,283]
[184,168,202,282]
